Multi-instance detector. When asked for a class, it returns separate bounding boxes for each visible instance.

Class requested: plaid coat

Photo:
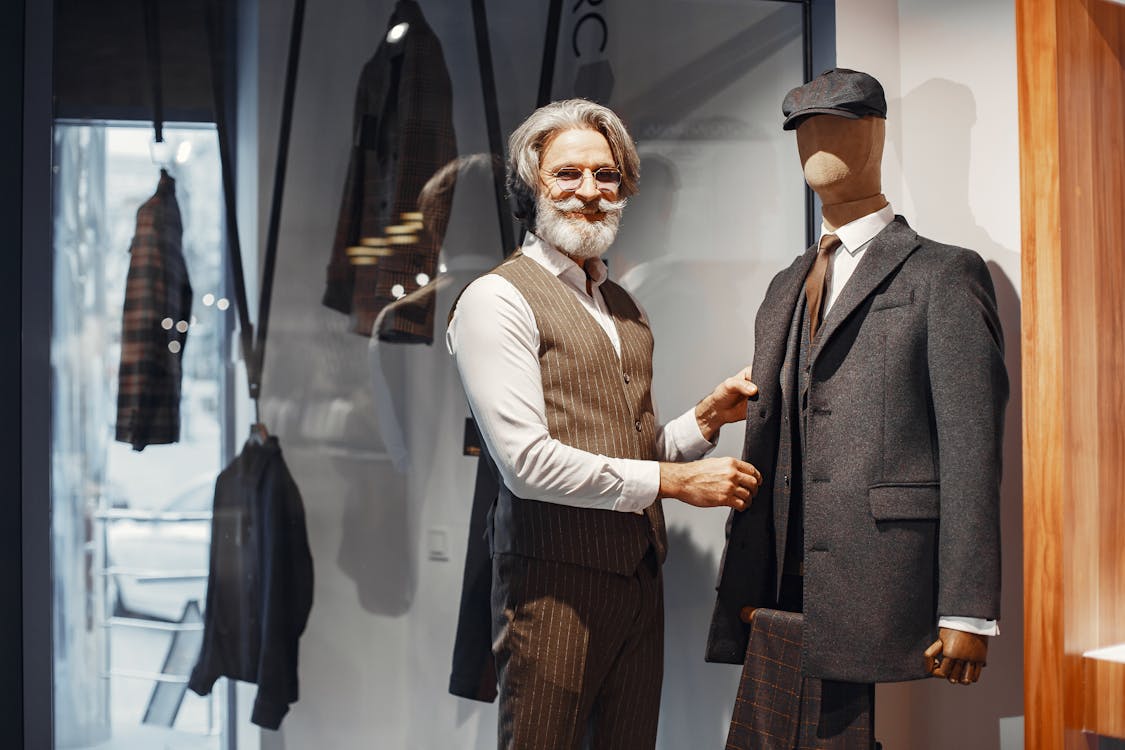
[115,169,193,451]
[322,0,458,337]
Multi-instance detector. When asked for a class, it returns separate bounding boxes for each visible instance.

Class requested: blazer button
[635,420,642,431]
[623,373,631,384]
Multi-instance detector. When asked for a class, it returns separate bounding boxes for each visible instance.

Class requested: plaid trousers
[726,609,875,750]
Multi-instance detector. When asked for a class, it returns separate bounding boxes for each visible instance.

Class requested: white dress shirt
[820,203,895,315]
[818,204,998,637]
[447,233,714,514]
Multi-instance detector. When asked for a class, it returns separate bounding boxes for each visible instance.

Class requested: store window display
[708,69,1008,746]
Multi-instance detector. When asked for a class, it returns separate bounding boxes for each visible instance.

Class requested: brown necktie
[805,233,841,341]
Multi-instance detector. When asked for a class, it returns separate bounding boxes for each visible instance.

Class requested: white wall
[835,1,1025,748]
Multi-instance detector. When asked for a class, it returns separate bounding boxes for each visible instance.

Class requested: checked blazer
[116,169,192,451]
[706,216,1008,683]
[323,0,458,337]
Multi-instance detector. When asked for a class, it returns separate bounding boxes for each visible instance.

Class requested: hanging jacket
[322,0,458,336]
[189,437,314,730]
[115,169,192,450]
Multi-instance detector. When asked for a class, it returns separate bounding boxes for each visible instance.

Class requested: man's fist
[659,457,761,511]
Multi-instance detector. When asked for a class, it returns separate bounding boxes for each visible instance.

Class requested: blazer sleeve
[251,453,314,730]
[926,249,1008,620]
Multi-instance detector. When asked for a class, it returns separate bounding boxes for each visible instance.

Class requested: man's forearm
[694,398,724,444]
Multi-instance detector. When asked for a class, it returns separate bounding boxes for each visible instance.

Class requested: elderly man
[448,99,761,749]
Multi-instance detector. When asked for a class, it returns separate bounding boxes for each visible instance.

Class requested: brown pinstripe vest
[483,251,668,576]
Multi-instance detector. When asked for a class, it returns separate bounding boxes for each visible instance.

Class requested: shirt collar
[523,232,609,291]
[820,203,895,255]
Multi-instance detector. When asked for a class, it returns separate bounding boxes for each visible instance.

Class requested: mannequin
[795,110,990,685]
[708,69,1008,748]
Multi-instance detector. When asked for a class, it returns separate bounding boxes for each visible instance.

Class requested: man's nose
[574,171,602,202]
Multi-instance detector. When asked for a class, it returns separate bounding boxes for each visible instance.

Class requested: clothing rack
[204,0,306,424]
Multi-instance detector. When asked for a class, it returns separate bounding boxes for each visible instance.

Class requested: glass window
[52,122,231,749]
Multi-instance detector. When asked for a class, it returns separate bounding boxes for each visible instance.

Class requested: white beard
[534,194,626,260]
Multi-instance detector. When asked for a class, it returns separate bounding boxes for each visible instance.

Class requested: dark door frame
[12,0,55,748]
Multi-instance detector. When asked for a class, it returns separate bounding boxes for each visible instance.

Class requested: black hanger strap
[141,0,164,143]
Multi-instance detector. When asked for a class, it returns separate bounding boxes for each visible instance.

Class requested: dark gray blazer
[706,216,1008,683]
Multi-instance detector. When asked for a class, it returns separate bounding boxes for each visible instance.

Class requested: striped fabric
[477,251,670,748]
[726,609,875,750]
[492,551,663,750]
[488,252,667,575]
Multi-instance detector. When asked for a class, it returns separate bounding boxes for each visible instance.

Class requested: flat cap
[782,68,887,130]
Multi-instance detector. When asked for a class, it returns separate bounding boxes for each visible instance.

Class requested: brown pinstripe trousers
[491,551,663,750]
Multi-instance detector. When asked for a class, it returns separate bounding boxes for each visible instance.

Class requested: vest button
[635,420,642,431]
[623,373,631,384]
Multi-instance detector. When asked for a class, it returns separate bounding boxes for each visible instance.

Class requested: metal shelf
[100,567,209,582]
[94,509,213,523]
[103,669,190,685]
[104,616,205,633]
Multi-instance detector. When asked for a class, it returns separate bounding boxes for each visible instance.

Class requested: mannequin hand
[923,627,988,685]
[696,366,757,441]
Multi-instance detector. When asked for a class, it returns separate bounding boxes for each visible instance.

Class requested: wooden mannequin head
[795,114,888,231]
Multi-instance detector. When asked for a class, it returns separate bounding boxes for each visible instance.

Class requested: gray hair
[506,98,640,229]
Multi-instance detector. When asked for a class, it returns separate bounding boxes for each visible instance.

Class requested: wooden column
[1018,0,1125,747]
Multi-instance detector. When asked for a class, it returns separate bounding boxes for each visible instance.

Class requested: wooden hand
[924,627,989,685]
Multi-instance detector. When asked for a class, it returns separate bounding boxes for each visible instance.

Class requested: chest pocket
[870,287,915,312]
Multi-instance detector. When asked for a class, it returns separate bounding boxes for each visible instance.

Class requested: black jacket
[189,437,314,729]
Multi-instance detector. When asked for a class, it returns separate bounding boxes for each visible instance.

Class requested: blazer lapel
[758,246,818,392]
[811,216,921,364]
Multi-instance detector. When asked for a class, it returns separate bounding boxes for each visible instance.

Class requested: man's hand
[923,628,989,685]
[659,457,762,511]
[696,366,757,442]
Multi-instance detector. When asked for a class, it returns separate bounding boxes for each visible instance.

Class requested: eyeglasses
[541,166,622,192]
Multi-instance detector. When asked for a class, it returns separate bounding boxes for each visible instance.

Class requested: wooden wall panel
[1087,1,1125,656]
[1019,0,1125,746]
[1017,0,1065,745]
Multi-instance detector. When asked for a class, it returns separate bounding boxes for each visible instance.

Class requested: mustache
[550,195,628,214]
